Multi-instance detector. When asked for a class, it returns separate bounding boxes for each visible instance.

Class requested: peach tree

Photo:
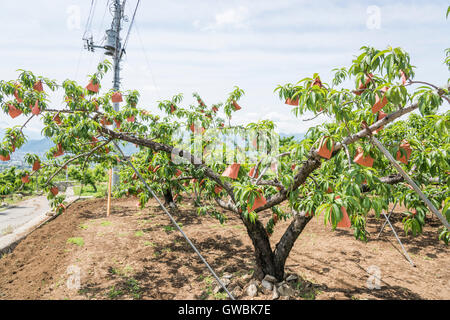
[0,46,449,280]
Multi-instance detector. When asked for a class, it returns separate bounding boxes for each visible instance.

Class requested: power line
[89,0,98,33]
[133,19,160,95]
[86,0,110,76]
[77,0,97,80]
[120,0,140,59]
[119,1,159,95]
[82,0,96,40]
[96,0,110,44]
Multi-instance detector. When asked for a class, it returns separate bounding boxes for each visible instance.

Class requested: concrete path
[0,187,87,253]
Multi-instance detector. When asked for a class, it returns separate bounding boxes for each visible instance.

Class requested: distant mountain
[18,138,138,157]
[7,133,304,160]
[279,132,305,142]
[20,138,54,154]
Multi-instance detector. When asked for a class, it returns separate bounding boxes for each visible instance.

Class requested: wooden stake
[107,168,112,217]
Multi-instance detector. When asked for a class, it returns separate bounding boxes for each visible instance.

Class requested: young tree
[0,46,448,281]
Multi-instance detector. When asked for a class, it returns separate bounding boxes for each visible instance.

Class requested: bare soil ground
[0,197,448,300]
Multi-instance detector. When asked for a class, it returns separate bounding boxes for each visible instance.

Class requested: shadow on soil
[78,233,253,299]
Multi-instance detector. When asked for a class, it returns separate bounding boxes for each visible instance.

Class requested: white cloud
[0,0,449,139]
[203,6,250,31]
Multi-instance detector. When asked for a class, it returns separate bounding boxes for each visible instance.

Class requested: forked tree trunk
[243,212,312,281]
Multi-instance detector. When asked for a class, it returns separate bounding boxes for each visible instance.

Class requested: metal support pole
[371,136,449,229]
[377,200,397,239]
[381,210,416,267]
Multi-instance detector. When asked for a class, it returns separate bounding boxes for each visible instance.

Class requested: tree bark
[242,211,313,281]
[242,219,281,280]
[163,188,173,205]
[274,212,312,277]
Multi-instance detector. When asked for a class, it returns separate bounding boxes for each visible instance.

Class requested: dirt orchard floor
[0,197,448,300]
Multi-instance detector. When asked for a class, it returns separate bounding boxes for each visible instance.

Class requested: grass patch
[295,279,320,300]
[108,267,120,276]
[0,194,36,207]
[108,265,133,276]
[123,265,134,275]
[106,278,141,300]
[66,237,84,247]
[134,230,144,237]
[199,276,217,300]
[143,241,155,247]
[204,276,213,285]
[79,224,89,230]
[101,221,112,227]
[126,278,142,299]
[213,292,229,300]
[138,219,150,226]
[163,223,182,232]
[74,183,107,198]
[107,285,123,299]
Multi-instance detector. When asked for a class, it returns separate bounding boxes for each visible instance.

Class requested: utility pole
[84,0,126,187]
[110,0,123,187]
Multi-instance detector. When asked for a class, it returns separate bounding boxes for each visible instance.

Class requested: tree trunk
[274,212,312,276]
[242,219,282,281]
[243,211,312,282]
[163,188,173,205]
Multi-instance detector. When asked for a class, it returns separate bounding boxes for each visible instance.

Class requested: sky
[0,0,449,138]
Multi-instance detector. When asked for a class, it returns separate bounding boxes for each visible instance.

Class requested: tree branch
[99,126,237,203]
[253,102,420,213]
[45,140,111,185]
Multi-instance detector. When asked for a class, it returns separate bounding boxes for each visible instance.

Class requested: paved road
[0,187,80,252]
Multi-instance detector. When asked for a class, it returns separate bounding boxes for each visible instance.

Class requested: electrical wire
[97,0,110,44]
[89,0,98,34]
[82,0,97,40]
[77,0,97,80]
[133,19,161,95]
[120,0,140,59]
[86,0,110,76]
